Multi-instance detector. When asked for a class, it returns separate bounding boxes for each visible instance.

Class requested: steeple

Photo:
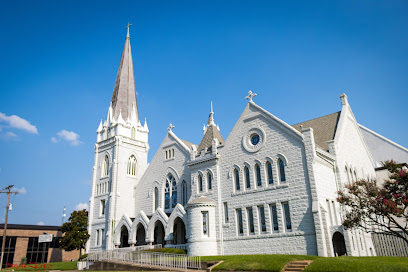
[198,102,224,154]
[110,23,138,122]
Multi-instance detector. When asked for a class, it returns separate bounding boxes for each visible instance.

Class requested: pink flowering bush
[337,160,408,245]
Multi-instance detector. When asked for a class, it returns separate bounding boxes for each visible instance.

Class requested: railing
[86,244,201,270]
[165,244,188,251]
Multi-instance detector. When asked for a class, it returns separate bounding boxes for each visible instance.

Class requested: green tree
[337,160,408,245]
[60,209,90,258]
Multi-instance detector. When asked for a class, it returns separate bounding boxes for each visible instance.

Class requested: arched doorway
[173,217,187,245]
[120,226,129,248]
[332,232,347,256]
[153,221,165,245]
[136,223,146,246]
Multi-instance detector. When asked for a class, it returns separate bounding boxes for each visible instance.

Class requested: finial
[210,101,213,113]
[245,90,257,102]
[168,123,175,131]
[125,22,132,38]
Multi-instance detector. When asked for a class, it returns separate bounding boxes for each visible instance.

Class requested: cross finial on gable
[125,22,132,38]
[168,123,175,131]
[245,90,257,102]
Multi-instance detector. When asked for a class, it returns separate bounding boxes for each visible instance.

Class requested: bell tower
[87,24,149,252]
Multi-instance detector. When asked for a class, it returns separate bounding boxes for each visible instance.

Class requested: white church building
[86,30,408,257]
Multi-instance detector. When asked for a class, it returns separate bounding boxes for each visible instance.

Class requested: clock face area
[243,127,265,153]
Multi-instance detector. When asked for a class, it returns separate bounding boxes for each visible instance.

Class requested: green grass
[304,256,408,272]
[143,247,187,254]
[201,254,319,272]
[202,255,408,272]
[4,261,78,271]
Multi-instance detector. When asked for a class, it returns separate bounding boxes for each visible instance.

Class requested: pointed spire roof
[110,24,138,122]
[198,103,224,154]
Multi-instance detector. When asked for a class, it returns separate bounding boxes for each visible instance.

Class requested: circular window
[242,127,266,153]
[251,134,260,146]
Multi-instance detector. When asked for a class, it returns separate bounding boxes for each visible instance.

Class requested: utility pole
[0,185,18,270]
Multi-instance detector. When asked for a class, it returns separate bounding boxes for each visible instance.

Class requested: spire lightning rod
[125,22,132,38]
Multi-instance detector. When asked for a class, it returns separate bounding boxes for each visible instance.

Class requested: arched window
[266,161,273,184]
[165,174,177,209]
[198,175,203,192]
[181,180,187,206]
[245,166,251,189]
[255,163,262,187]
[131,127,136,139]
[154,187,159,211]
[102,156,109,177]
[127,155,137,176]
[278,159,286,182]
[207,172,212,190]
[234,168,240,191]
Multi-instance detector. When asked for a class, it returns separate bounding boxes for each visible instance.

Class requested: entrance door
[332,232,347,256]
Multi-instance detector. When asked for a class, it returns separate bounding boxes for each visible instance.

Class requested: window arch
[127,155,137,176]
[266,161,273,184]
[102,155,109,177]
[165,174,177,209]
[255,163,262,187]
[198,174,203,192]
[245,166,251,189]
[207,172,212,190]
[234,168,240,191]
[154,187,159,211]
[181,180,187,206]
[278,158,286,182]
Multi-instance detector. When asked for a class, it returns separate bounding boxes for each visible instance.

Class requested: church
[86,29,408,257]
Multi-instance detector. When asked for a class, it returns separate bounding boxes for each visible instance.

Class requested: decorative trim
[242,127,266,153]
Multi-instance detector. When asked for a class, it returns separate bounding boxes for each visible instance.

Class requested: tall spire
[110,23,138,122]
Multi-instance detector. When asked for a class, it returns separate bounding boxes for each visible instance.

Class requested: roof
[186,196,216,206]
[197,125,225,154]
[180,139,195,150]
[0,224,61,231]
[110,34,138,122]
[292,111,341,151]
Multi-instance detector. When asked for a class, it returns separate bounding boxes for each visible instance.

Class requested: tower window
[102,156,109,177]
[198,174,203,192]
[127,155,137,176]
[181,180,187,206]
[131,127,136,139]
[154,187,159,211]
[100,199,106,216]
[202,211,209,236]
[207,172,212,190]
[224,202,229,223]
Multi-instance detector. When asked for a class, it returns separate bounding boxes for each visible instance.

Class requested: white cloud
[0,112,38,134]
[75,203,89,211]
[37,221,45,226]
[5,131,18,138]
[52,130,82,146]
[13,187,27,194]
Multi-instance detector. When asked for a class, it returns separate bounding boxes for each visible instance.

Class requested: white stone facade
[86,33,406,257]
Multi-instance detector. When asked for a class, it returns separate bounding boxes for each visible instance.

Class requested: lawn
[4,261,78,271]
[304,256,408,272]
[202,255,408,272]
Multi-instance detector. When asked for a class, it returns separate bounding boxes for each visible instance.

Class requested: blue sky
[0,0,407,226]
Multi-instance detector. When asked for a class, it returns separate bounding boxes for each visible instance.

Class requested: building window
[234,168,240,191]
[247,207,255,234]
[282,202,292,231]
[255,163,262,187]
[245,166,251,189]
[207,172,212,190]
[26,237,47,264]
[181,180,187,206]
[165,148,175,160]
[165,174,177,209]
[278,159,286,182]
[258,206,266,233]
[270,204,279,232]
[198,174,203,192]
[224,202,229,223]
[202,211,209,236]
[131,127,136,139]
[127,155,137,176]
[154,187,159,211]
[236,209,243,235]
[100,199,106,216]
[101,229,105,246]
[102,156,109,177]
[1,236,17,268]
[266,161,273,184]
[96,230,100,246]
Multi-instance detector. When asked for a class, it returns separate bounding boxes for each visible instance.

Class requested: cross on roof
[168,123,175,131]
[245,90,257,102]
[125,22,132,37]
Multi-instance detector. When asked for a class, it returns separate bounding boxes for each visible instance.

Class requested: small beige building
[0,224,79,268]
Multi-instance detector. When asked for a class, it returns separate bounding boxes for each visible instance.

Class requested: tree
[60,209,90,258]
[337,160,408,245]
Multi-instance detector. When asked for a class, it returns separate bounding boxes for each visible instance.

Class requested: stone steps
[282,260,313,272]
